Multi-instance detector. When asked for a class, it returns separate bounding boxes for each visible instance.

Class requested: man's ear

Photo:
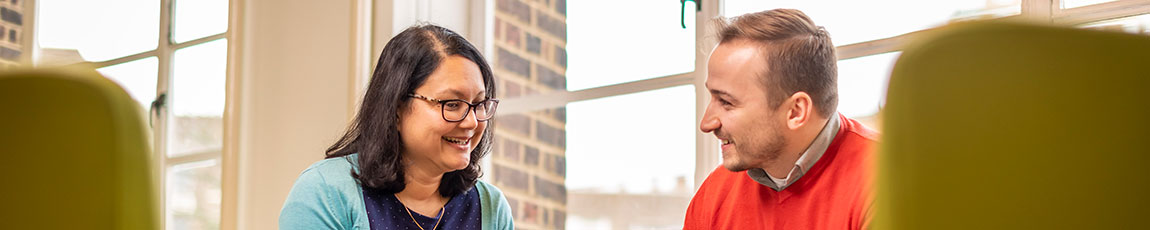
[784,92,813,130]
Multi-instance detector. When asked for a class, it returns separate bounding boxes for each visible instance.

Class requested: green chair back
[0,68,157,229]
[876,22,1150,229]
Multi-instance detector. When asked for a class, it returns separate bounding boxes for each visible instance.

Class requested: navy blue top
[362,186,483,230]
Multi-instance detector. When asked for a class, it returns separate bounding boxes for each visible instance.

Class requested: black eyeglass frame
[408,94,500,122]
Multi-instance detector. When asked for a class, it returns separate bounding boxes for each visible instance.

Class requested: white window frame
[497,0,1150,190]
[32,0,232,228]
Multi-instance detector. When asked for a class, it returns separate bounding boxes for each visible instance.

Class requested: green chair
[876,22,1150,229]
[0,68,157,229]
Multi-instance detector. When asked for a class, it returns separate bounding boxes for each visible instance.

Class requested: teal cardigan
[279,154,515,230]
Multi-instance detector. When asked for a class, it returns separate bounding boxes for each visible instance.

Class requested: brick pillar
[491,0,567,229]
[0,0,24,69]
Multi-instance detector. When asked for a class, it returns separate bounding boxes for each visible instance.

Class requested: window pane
[1081,14,1150,35]
[172,0,229,43]
[724,0,1020,46]
[566,85,696,229]
[38,0,158,62]
[566,1,695,91]
[1062,0,1116,9]
[837,52,900,120]
[97,57,158,110]
[166,159,221,230]
[168,39,227,157]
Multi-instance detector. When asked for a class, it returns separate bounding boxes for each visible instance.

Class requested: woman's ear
[395,104,408,130]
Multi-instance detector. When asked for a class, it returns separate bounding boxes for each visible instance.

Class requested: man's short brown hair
[714,9,838,117]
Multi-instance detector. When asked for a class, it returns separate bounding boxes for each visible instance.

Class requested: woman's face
[399,55,488,174]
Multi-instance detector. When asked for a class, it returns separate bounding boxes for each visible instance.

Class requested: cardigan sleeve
[279,164,355,230]
[477,181,515,230]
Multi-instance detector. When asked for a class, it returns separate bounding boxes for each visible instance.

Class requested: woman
[279,24,514,230]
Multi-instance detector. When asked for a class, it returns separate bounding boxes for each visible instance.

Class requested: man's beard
[723,126,786,172]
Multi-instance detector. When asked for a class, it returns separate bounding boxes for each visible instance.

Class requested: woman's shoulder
[295,154,361,190]
[473,180,503,196]
[473,180,509,206]
[473,180,515,228]
[282,154,368,229]
[306,154,358,172]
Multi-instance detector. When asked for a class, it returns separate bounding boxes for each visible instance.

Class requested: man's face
[701,40,788,172]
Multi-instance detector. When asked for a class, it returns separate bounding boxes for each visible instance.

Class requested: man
[683,9,879,230]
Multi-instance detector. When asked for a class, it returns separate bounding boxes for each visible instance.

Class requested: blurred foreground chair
[0,68,157,229]
[876,22,1150,229]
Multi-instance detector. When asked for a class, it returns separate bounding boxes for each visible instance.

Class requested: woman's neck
[399,164,444,200]
[396,161,449,216]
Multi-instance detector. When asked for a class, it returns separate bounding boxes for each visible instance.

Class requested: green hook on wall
[681,0,701,29]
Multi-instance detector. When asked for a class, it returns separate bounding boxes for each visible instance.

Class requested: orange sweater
[684,115,879,230]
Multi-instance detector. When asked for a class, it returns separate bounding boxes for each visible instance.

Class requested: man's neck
[762,151,801,178]
[761,116,831,177]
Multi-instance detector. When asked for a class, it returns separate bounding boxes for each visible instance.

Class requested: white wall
[228,0,359,229]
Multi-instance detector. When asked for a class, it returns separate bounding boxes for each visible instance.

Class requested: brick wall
[490,0,567,229]
[0,0,23,69]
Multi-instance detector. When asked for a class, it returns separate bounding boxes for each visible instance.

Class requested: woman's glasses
[409,94,499,122]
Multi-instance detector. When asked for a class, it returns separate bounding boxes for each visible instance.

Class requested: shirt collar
[747,113,840,191]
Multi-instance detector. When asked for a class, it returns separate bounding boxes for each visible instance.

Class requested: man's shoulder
[702,165,743,184]
[694,166,755,197]
[685,166,760,229]
[839,115,880,143]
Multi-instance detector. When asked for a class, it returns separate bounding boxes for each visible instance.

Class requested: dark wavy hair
[325,24,496,198]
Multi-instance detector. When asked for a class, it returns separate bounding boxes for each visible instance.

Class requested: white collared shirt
[747,114,840,191]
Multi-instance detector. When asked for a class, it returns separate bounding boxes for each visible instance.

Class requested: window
[1081,13,1150,34]
[489,1,1150,229]
[837,52,900,119]
[38,0,159,62]
[565,85,697,229]
[171,0,228,43]
[98,57,159,109]
[725,0,1021,46]
[169,39,227,158]
[718,0,1150,126]
[492,1,703,229]
[566,1,695,91]
[724,0,1021,122]
[37,0,229,229]
[1062,0,1118,8]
